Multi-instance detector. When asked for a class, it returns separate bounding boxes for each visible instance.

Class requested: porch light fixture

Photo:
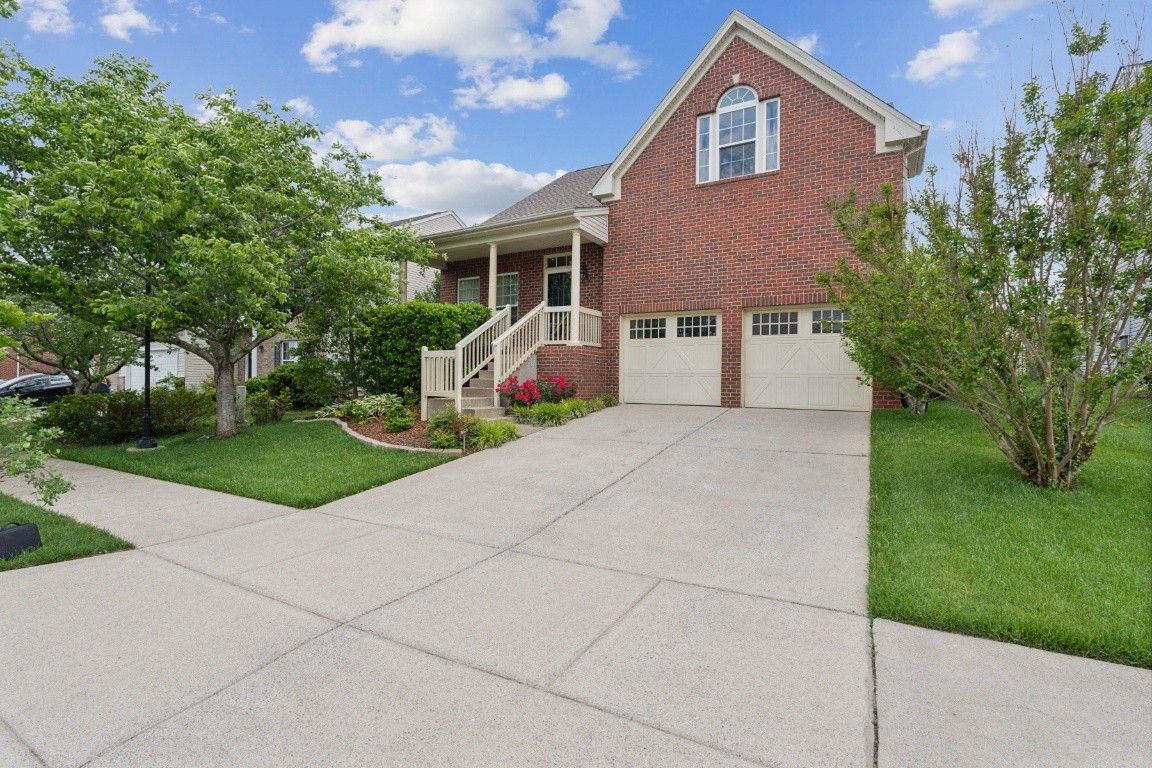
[580,263,589,280]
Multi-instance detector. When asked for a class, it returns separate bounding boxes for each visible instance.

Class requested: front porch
[421,207,609,420]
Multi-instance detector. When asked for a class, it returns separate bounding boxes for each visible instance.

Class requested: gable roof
[388,210,466,236]
[591,11,928,202]
[485,164,610,225]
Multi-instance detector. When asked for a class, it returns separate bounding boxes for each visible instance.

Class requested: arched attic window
[696,86,780,183]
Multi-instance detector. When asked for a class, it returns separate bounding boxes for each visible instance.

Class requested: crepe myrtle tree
[822,23,1151,490]
[0,52,432,437]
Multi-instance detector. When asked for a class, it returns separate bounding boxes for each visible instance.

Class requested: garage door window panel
[812,309,849,334]
[677,315,717,337]
[751,311,798,336]
[629,318,666,339]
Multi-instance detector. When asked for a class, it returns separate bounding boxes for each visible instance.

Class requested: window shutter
[273,344,281,367]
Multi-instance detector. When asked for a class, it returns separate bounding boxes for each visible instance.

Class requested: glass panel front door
[547,270,572,307]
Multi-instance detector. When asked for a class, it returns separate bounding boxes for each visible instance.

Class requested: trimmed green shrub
[243,376,269,396]
[385,408,416,433]
[41,389,213,446]
[150,388,215,434]
[359,301,491,395]
[265,357,339,408]
[247,391,292,425]
[596,394,619,408]
[427,404,475,449]
[466,418,518,449]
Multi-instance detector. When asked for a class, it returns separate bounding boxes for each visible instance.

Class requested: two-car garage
[619,306,871,411]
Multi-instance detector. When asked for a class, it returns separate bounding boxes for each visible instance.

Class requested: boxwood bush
[263,357,339,408]
[359,301,491,395]
[41,389,214,446]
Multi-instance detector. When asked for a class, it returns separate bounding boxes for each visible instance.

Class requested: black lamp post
[136,281,157,450]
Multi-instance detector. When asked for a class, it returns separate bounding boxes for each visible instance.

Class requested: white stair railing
[420,306,510,419]
[491,301,547,406]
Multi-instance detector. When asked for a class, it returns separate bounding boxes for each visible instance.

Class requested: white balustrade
[578,308,603,347]
[545,307,571,343]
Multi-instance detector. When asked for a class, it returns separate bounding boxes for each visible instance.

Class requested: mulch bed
[345,417,435,450]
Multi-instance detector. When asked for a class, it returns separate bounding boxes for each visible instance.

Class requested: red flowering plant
[536,375,576,403]
[495,376,542,406]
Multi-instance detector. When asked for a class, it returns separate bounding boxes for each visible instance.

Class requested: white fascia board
[429,207,610,256]
[592,10,929,201]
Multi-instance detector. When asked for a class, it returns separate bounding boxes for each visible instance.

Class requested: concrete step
[460,396,493,409]
[463,406,508,419]
[468,375,495,388]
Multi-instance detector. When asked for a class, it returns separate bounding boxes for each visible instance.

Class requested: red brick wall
[440,243,604,313]
[536,345,609,398]
[602,37,906,408]
[0,350,57,380]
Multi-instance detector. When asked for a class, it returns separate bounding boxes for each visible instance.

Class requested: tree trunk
[214,362,238,438]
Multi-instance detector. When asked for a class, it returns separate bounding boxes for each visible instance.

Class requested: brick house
[423,12,927,417]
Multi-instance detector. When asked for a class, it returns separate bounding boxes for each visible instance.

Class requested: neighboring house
[1114,61,1150,353]
[422,11,927,416]
[0,349,57,381]
[115,343,218,391]
[389,210,466,301]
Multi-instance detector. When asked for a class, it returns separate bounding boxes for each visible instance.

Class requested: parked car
[0,373,78,405]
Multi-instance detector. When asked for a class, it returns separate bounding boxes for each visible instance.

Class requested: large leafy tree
[824,24,1151,490]
[0,52,431,437]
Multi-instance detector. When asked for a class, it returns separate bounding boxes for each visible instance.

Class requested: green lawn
[870,399,1152,668]
[58,418,453,509]
[0,493,132,572]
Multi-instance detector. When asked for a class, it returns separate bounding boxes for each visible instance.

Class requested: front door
[546,270,571,307]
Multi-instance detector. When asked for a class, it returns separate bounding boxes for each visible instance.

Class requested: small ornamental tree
[16,310,139,393]
[823,23,1151,490]
[0,53,431,437]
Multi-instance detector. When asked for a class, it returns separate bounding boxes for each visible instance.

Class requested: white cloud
[906,29,982,85]
[400,77,424,97]
[301,0,637,110]
[24,0,76,34]
[376,158,563,223]
[324,114,459,162]
[453,73,570,111]
[930,0,1041,25]
[100,0,160,40]
[188,2,226,25]
[936,118,958,132]
[285,97,316,117]
[788,32,820,55]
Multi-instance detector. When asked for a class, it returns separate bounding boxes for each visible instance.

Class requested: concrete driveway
[1,405,1148,767]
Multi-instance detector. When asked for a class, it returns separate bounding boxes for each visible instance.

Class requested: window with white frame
[276,339,299,366]
[697,87,780,183]
[496,272,519,320]
[812,309,849,334]
[457,276,480,304]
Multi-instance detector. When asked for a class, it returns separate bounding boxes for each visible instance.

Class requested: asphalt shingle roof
[483,164,610,225]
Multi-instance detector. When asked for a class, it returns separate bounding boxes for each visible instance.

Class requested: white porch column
[487,243,498,310]
[570,229,581,344]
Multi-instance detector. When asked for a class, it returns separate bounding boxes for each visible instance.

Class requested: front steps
[426,363,511,421]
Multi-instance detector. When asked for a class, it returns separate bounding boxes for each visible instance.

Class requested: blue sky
[5,1,1146,222]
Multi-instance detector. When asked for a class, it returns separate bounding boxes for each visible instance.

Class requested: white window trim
[495,271,519,313]
[457,275,481,304]
[696,92,781,184]
[542,253,573,308]
[280,340,300,364]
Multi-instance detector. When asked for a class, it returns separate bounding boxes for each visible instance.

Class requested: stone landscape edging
[294,418,463,456]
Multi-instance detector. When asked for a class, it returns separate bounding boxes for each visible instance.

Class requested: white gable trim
[592,11,928,202]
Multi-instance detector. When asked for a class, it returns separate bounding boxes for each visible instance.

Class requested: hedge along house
[422,11,927,419]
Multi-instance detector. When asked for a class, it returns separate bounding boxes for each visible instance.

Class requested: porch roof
[426,207,608,267]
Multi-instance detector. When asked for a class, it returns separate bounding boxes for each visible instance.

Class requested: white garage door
[621,313,722,405]
[743,307,871,411]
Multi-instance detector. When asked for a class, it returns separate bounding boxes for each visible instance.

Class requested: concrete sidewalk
[1,407,1149,767]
